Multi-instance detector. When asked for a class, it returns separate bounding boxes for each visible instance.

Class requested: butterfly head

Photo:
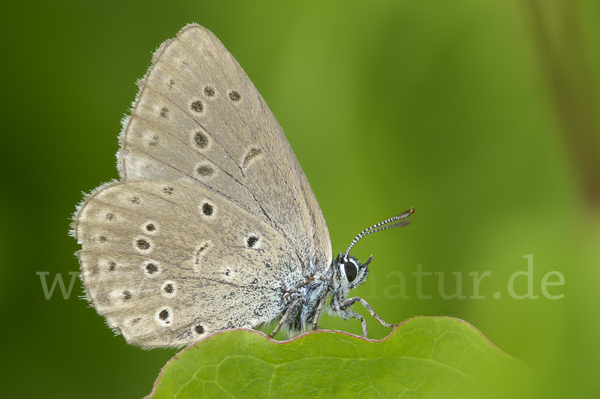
[333,253,371,292]
[330,208,416,296]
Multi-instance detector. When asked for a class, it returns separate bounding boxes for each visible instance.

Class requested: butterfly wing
[117,24,331,274]
[73,181,302,347]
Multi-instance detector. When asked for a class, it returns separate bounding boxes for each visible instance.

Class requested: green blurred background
[1,0,599,397]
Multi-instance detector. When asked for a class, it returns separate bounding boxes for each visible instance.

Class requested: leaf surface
[146,316,528,399]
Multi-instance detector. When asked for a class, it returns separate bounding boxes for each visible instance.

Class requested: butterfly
[71,24,414,348]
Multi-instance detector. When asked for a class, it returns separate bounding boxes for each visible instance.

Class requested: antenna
[344,208,415,257]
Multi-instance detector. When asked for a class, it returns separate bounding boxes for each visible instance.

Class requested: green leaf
[146,317,528,399]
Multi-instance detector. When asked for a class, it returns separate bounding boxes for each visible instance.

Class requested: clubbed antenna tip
[344,208,415,257]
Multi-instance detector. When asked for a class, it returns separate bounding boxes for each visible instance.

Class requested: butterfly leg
[269,297,301,338]
[343,309,369,338]
[341,297,396,331]
[311,290,330,331]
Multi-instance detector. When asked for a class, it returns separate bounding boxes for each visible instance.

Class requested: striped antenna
[344,208,415,257]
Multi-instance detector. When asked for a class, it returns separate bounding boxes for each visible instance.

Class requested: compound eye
[344,262,358,283]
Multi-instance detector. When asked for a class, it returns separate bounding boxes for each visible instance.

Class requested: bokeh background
[1,0,599,397]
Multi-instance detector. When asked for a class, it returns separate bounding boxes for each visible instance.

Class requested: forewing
[117,24,332,273]
[72,181,301,348]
